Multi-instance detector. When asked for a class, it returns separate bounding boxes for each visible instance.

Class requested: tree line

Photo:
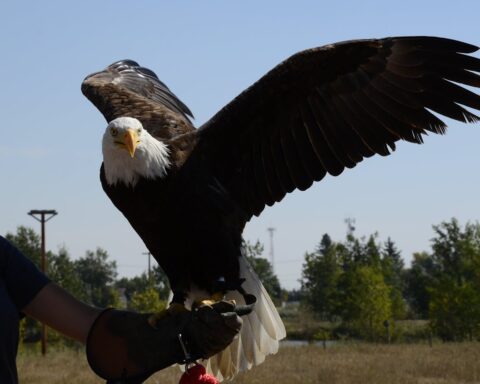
[300,218,480,341]
[5,216,480,344]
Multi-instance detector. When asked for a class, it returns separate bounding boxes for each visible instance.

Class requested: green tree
[426,219,480,340]
[300,222,403,337]
[5,226,43,267]
[285,288,305,302]
[336,265,392,340]
[151,264,171,301]
[382,238,404,288]
[430,219,480,283]
[74,248,118,307]
[340,220,382,269]
[116,273,151,301]
[301,234,341,320]
[404,251,436,318]
[364,235,382,267]
[381,238,406,319]
[116,263,171,309]
[129,287,166,313]
[429,279,480,341]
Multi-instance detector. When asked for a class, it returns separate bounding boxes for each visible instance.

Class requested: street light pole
[28,209,57,356]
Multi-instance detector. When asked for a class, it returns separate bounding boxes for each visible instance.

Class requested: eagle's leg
[147,291,189,328]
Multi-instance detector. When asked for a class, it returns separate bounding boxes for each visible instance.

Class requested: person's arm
[0,236,100,344]
[22,283,101,343]
[1,236,244,382]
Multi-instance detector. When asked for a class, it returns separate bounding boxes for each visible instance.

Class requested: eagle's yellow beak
[124,129,139,158]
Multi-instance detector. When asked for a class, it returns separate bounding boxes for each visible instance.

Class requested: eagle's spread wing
[192,36,480,220]
[82,60,194,139]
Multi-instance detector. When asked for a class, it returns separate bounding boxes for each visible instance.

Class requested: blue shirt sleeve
[0,235,50,311]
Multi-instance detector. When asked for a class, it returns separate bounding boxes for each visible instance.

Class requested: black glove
[86,301,244,383]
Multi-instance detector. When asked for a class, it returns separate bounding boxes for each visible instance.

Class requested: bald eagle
[82,36,480,380]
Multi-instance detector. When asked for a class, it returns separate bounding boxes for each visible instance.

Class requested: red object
[179,364,219,384]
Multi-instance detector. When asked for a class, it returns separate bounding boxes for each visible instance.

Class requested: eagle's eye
[137,128,142,134]
[110,127,118,137]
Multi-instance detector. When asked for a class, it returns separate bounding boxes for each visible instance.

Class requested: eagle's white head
[102,117,170,187]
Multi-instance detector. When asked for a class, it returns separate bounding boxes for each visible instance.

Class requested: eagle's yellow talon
[196,292,226,307]
[199,299,216,307]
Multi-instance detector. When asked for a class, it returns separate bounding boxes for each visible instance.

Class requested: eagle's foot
[196,292,227,308]
[147,303,188,328]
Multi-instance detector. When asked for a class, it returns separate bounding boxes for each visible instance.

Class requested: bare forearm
[22,283,101,343]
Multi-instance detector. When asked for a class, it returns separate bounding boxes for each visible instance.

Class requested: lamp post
[28,209,57,356]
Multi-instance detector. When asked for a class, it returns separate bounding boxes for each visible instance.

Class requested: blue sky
[1,0,479,289]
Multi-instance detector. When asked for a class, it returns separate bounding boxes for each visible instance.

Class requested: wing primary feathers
[439,67,480,88]
[268,115,297,194]
[244,134,266,216]
[251,127,275,207]
[277,132,307,191]
[425,77,480,112]
[265,127,291,199]
[423,95,480,124]
[359,87,426,143]
[259,124,284,204]
[351,87,419,143]
[327,94,384,157]
[392,36,478,54]
[362,85,427,140]
[311,90,364,166]
[335,94,399,157]
[281,116,314,191]
[379,69,424,93]
[429,51,480,73]
[186,36,480,220]
[348,93,400,154]
[306,96,350,175]
[367,77,446,136]
[290,110,329,182]
[369,74,422,110]
[299,100,343,175]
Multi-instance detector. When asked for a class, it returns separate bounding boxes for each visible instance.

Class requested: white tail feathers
[195,257,286,381]
[173,257,286,381]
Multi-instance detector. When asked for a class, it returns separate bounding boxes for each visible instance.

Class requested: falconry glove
[86,301,244,383]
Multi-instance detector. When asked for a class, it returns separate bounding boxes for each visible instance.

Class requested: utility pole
[267,227,276,273]
[143,251,152,281]
[28,209,57,356]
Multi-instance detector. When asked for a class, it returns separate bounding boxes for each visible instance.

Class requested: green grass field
[17,342,480,384]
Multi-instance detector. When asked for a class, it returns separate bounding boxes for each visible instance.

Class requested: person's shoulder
[0,236,11,272]
[0,236,12,249]
[0,236,17,256]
